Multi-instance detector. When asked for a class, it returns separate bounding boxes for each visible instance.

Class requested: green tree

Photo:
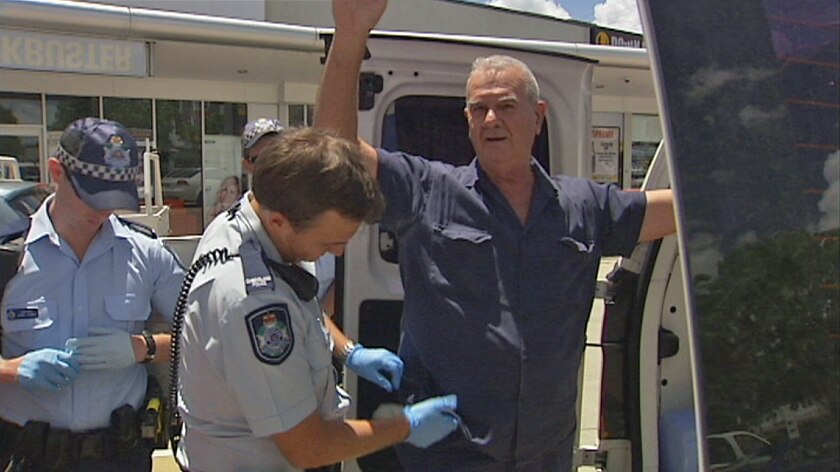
[698,229,839,438]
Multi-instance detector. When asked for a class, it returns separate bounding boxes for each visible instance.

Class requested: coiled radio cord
[167,248,239,455]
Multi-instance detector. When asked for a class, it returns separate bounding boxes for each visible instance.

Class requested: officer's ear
[47,158,64,182]
[262,209,299,241]
[268,210,291,230]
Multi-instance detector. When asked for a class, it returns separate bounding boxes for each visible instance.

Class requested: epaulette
[226,202,242,221]
[116,217,158,239]
[239,239,274,294]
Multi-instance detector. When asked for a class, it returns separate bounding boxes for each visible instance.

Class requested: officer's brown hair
[252,127,383,229]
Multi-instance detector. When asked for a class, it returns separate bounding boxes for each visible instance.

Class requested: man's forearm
[639,189,677,242]
[315,0,386,177]
[314,29,367,141]
[273,411,409,469]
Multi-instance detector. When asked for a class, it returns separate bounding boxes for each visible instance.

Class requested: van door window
[645,0,839,468]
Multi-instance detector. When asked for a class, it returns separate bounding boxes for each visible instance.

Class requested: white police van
[139,2,837,469]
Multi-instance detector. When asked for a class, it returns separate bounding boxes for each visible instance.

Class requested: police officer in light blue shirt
[242,118,338,315]
[0,117,185,471]
[177,127,460,472]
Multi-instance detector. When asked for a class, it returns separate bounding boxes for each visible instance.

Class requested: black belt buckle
[77,432,109,461]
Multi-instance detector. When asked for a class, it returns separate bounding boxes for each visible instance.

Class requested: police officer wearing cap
[242,118,338,319]
[0,117,185,471]
[177,127,459,472]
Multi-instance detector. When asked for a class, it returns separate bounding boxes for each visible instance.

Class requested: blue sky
[460,0,643,33]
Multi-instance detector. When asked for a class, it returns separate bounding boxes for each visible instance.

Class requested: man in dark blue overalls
[315,1,677,470]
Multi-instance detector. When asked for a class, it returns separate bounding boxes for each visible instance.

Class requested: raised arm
[314,0,385,177]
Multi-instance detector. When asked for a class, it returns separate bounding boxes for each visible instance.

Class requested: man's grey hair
[466,55,541,105]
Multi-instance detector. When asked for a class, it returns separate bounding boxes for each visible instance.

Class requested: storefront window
[630,114,662,188]
[156,99,202,236]
[46,95,98,131]
[288,103,314,126]
[0,136,40,181]
[0,93,42,125]
[104,97,153,142]
[45,95,99,178]
[203,102,246,225]
[204,102,246,135]
[104,98,155,205]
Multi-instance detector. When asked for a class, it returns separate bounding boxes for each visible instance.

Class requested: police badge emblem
[246,304,294,364]
[103,135,132,168]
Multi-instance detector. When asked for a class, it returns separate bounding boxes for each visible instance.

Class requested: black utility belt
[0,404,149,470]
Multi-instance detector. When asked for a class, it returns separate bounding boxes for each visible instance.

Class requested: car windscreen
[643,0,839,469]
[7,186,49,217]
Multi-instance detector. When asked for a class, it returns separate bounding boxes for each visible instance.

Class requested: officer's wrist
[140,330,156,364]
[337,340,360,365]
[1,356,23,385]
[131,333,156,364]
[131,335,145,363]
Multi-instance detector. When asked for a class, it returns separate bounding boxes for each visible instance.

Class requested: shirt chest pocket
[434,222,493,244]
[2,299,57,352]
[559,236,596,261]
[428,222,495,292]
[103,294,150,329]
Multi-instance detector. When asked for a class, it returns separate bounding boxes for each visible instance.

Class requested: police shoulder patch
[245,304,294,365]
[116,217,158,239]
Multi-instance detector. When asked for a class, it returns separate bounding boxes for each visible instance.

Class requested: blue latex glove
[403,394,459,448]
[17,348,80,391]
[346,345,404,392]
[65,327,136,370]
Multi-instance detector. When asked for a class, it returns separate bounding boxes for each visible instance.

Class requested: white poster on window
[592,126,621,184]
[202,135,243,226]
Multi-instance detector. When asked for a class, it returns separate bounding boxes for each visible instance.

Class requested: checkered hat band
[57,145,138,182]
[244,120,282,143]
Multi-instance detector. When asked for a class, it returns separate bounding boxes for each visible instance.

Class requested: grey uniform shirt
[177,193,350,472]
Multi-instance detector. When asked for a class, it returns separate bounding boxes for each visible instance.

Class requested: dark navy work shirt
[378,149,646,468]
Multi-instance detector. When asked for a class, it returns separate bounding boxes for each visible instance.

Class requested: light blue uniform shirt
[0,196,185,431]
[177,193,349,472]
[314,253,335,302]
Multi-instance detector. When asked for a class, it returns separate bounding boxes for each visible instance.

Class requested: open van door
[575,1,840,471]
[338,35,596,472]
[577,0,838,470]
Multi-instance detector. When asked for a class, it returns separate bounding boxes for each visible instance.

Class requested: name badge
[7,307,39,320]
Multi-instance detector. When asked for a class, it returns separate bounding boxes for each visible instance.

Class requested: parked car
[0,180,51,298]
[162,167,202,205]
[18,162,41,182]
[0,180,51,243]
[0,156,22,181]
[708,431,772,471]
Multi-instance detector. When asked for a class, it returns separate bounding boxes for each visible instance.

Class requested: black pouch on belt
[7,421,49,471]
[110,404,140,457]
